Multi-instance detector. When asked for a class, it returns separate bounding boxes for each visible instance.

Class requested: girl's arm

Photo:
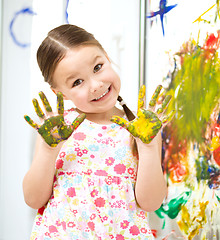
[23,135,63,209]
[134,133,167,212]
[23,91,86,209]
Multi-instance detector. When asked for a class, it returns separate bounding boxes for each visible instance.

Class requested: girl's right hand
[24,91,86,147]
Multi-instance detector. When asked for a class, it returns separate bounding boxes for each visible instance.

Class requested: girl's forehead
[63,45,109,64]
[67,45,104,56]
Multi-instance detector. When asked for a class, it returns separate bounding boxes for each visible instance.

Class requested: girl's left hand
[110,85,175,144]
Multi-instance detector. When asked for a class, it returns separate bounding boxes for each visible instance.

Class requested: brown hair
[37,24,105,87]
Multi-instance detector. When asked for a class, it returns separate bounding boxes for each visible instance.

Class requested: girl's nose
[90,80,104,93]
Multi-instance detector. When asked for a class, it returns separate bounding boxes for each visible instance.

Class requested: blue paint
[65,0,70,23]
[147,0,177,36]
[9,7,36,48]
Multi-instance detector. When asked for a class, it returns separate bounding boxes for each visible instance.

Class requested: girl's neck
[76,107,124,125]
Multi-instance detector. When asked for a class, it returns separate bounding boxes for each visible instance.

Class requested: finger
[32,98,45,119]
[58,114,86,140]
[24,115,39,129]
[57,92,64,115]
[149,85,162,108]
[39,91,52,113]
[156,95,172,114]
[70,113,86,131]
[138,85,146,111]
[110,116,130,130]
[162,110,176,125]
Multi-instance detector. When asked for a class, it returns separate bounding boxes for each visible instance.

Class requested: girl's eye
[94,64,102,73]
[72,79,83,87]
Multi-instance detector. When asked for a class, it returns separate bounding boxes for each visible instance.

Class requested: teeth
[95,88,109,100]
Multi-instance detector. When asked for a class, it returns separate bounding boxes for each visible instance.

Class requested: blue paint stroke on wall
[65,0,70,23]
[9,7,36,48]
[147,0,177,36]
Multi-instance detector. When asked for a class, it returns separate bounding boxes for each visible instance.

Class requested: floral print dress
[30,108,154,240]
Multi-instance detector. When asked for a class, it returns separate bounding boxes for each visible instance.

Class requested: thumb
[162,110,175,126]
[110,116,130,130]
[70,113,86,131]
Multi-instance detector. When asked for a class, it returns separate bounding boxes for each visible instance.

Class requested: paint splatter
[147,0,177,36]
[9,7,36,48]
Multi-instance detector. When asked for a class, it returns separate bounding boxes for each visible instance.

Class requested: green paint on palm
[24,92,86,147]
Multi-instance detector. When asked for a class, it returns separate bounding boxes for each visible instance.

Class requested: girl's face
[52,45,121,114]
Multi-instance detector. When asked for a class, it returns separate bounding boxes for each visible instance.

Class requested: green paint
[162,110,175,124]
[155,191,192,228]
[32,99,45,118]
[138,85,146,110]
[24,92,86,147]
[157,95,172,114]
[24,115,39,129]
[57,92,64,115]
[111,85,174,144]
[166,39,220,143]
[39,91,52,112]
[149,85,162,107]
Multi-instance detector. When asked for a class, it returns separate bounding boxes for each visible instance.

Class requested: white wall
[0,1,140,239]
[0,0,35,239]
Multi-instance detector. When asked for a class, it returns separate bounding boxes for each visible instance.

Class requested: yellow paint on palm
[133,111,159,142]
[130,109,162,143]
[111,85,174,144]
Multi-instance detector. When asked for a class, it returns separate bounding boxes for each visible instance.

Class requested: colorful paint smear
[157,30,220,239]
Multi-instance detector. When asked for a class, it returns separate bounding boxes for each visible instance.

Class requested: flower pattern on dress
[30,108,154,240]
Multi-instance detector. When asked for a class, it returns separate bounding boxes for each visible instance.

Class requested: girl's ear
[51,88,68,100]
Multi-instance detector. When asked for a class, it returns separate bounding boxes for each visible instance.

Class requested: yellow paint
[138,85,146,110]
[193,4,216,23]
[133,111,155,137]
[178,200,209,239]
[208,136,220,151]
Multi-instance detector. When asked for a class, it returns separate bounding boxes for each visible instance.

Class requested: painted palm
[24,92,86,147]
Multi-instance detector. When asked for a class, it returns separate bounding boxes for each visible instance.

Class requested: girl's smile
[93,87,111,101]
[52,45,121,121]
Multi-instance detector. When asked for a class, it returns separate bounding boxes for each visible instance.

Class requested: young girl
[23,24,174,239]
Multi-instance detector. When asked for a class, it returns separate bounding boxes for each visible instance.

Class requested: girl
[23,24,173,239]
